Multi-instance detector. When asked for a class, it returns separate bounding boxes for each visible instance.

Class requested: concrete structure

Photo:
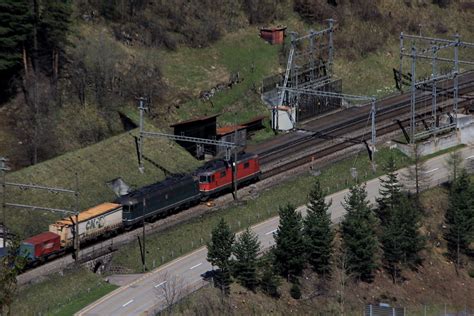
[396,114,474,157]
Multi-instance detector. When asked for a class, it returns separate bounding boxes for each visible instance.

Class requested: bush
[290,283,302,299]
[469,269,474,278]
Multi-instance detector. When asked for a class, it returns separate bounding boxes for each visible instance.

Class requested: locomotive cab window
[244,162,250,169]
[199,175,209,183]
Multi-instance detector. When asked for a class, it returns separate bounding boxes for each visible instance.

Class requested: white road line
[424,168,439,174]
[122,299,134,307]
[189,263,202,270]
[154,281,167,288]
[465,155,474,160]
[265,229,277,235]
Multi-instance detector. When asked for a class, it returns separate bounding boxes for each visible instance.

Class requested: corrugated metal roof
[170,114,219,127]
[260,26,287,32]
[53,203,121,227]
[216,125,246,136]
[24,232,59,244]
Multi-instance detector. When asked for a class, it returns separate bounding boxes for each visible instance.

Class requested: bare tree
[445,150,464,183]
[404,142,431,198]
[335,244,350,316]
[154,272,185,314]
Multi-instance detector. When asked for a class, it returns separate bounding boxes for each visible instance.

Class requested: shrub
[290,283,302,299]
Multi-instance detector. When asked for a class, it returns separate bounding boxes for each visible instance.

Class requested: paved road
[76,146,474,316]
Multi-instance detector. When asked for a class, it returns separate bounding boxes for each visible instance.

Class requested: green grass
[13,268,117,316]
[5,128,201,239]
[110,147,412,272]
[160,28,282,126]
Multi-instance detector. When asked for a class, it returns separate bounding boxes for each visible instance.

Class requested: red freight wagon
[20,232,61,262]
[197,153,261,197]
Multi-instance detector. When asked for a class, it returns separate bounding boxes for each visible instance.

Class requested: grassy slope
[6,127,200,239]
[110,147,411,272]
[12,268,117,316]
[166,187,474,316]
[160,27,282,125]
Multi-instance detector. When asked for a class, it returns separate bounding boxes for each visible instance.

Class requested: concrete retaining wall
[396,116,474,157]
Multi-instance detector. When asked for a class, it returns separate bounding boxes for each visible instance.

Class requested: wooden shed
[215,125,247,158]
[170,114,219,159]
[260,26,287,45]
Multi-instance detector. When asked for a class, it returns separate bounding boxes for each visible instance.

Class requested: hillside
[2,1,474,169]
[5,127,201,238]
[164,186,474,315]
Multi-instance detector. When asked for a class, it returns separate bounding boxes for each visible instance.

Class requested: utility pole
[137,97,147,173]
[74,173,80,261]
[142,197,146,272]
[0,157,10,248]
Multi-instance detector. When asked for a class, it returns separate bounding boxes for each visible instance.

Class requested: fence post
[369,304,373,316]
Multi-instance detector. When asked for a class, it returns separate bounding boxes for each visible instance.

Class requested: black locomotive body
[117,174,201,227]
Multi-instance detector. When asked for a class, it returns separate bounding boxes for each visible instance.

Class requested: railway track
[18,71,474,283]
[259,71,474,174]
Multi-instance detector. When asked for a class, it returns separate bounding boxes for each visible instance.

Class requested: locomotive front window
[199,175,209,183]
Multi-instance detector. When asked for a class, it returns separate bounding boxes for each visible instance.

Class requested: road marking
[122,299,134,307]
[465,155,474,160]
[265,229,277,235]
[154,281,167,288]
[78,147,474,316]
[190,263,202,270]
[424,168,439,174]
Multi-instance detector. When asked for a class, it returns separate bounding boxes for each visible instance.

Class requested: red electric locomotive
[197,152,261,197]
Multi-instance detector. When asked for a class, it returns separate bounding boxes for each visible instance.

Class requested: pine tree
[207,218,235,295]
[0,0,33,71]
[273,204,306,280]
[376,154,403,226]
[232,228,260,291]
[381,195,424,282]
[258,251,281,298]
[444,171,474,270]
[341,183,378,282]
[303,179,334,277]
[39,0,72,78]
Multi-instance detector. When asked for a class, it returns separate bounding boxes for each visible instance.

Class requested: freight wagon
[49,203,123,247]
[118,174,201,227]
[20,232,62,263]
[197,153,261,197]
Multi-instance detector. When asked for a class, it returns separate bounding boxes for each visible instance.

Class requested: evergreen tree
[258,251,281,298]
[376,154,403,226]
[273,204,306,279]
[341,183,378,282]
[232,228,260,291]
[0,0,33,71]
[207,218,235,295]
[444,171,474,269]
[39,0,72,78]
[303,179,334,277]
[381,195,424,282]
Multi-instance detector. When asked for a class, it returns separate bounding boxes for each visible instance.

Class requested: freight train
[12,153,261,266]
